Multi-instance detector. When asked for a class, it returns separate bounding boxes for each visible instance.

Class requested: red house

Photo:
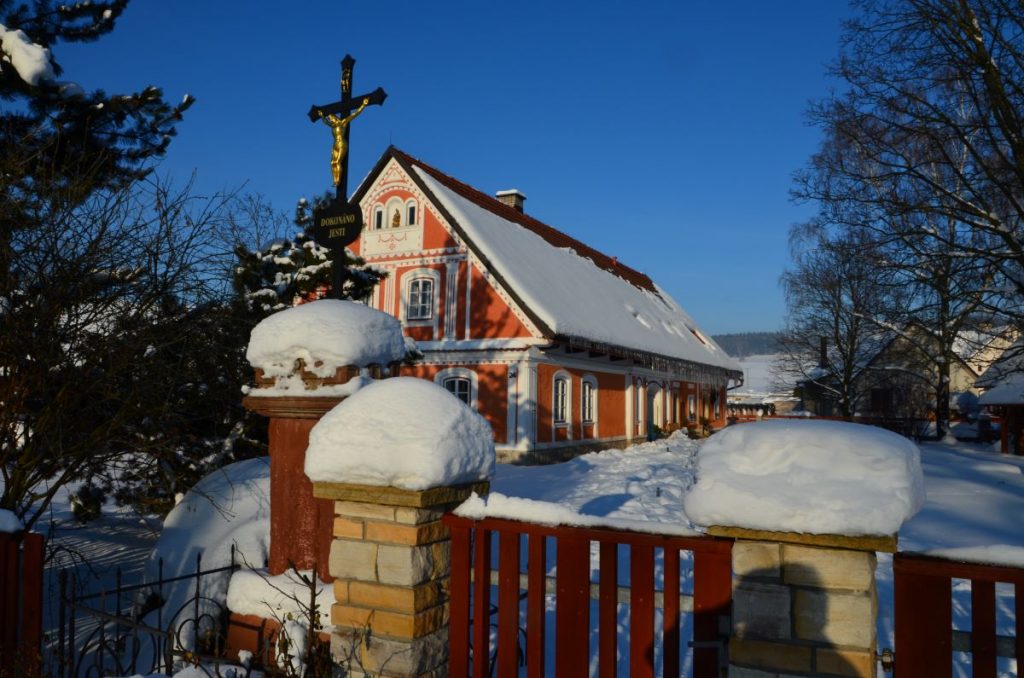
[349,147,742,461]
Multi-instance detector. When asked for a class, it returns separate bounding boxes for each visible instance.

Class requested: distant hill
[712,332,782,358]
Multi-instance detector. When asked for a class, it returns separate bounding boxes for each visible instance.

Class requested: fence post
[311,480,489,677]
[708,527,892,678]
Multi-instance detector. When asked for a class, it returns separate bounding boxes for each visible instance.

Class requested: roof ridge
[390,147,657,293]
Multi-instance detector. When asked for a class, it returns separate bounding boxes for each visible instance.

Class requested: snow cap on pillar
[684,419,925,537]
[245,299,407,395]
[305,377,496,490]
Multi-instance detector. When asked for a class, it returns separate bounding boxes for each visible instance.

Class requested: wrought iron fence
[54,546,259,678]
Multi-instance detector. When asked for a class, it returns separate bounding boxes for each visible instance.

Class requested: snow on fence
[894,552,1023,677]
[0,528,44,672]
[444,514,733,677]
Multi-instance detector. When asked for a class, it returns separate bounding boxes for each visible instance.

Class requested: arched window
[435,368,477,409]
[374,206,383,230]
[554,377,568,424]
[581,376,597,424]
[407,278,434,320]
[406,200,417,226]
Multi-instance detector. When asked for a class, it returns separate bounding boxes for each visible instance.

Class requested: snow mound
[0,508,22,532]
[683,420,925,536]
[226,568,334,627]
[246,299,406,378]
[143,457,270,633]
[305,377,495,489]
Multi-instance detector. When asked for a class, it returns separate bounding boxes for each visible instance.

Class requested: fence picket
[598,541,618,677]
[526,533,546,678]
[663,547,680,678]
[449,522,471,678]
[497,530,521,678]
[555,534,590,676]
[693,548,731,678]
[472,528,492,677]
[970,580,996,677]
[630,543,655,678]
[894,558,953,678]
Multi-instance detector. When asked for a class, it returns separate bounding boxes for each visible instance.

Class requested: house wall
[350,156,734,455]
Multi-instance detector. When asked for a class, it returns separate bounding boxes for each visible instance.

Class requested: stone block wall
[313,482,487,677]
[729,539,879,678]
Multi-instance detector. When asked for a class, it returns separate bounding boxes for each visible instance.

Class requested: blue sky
[59,0,851,335]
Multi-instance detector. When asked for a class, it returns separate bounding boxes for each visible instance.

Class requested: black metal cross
[307,54,387,201]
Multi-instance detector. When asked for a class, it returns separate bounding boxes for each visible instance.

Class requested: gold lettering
[329,227,347,238]
[319,214,357,227]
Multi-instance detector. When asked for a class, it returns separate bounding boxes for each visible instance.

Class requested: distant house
[978,341,1024,454]
[796,327,1014,425]
[348,147,742,461]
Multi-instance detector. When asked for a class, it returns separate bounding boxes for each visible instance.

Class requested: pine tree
[233,193,386,316]
[0,1,205,530]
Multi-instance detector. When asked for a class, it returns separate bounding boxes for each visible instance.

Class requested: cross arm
[308,87,388,122]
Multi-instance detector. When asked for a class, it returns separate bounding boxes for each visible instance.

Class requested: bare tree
[778,226,895,417]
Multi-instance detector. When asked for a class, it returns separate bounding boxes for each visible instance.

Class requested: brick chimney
[495,189,526,213]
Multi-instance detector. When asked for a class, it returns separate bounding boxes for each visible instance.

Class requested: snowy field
[38,428,1024,675]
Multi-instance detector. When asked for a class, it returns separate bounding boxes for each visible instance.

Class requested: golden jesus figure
[316,97,370,186]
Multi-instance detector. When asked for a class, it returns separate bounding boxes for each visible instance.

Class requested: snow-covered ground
[38,429,1023,675]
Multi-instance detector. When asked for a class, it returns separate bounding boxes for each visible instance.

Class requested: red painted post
[663,547,680,678]
[555,534,590,676]
[629,543,655,678]
[693,547,731,678]
[497,530,521,678]
[20,533,44,666]
[448,521,471,678]
[526,533,547,678]
[0,532,13,659]
[472,528,492,677]
[598,541,618,678]
[1017,582,1024,675]
[893,556,952,678]
[970,580,996,678]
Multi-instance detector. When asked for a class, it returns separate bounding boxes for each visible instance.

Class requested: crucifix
[307,55,387,298]
[308,54,387,201]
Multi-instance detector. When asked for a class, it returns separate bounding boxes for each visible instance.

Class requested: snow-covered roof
[365,149,739,376]
[979,372,1024,406]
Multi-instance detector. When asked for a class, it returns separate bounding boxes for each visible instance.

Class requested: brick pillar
[244,363,390,581]
[312,480,489,677]
[708,527,894,678]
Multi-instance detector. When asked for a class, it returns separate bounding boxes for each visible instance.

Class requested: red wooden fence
[894,552,1023,677]
[0,529,45,671]
[444,515,733,678]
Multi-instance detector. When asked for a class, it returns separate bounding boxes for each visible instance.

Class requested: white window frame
[406,199,418,226]
[435,368,478,410]
[552,371,571,432]
[407,278,434,320]
[581,375,597,425]
[401,268,441,327]
[373,206,384,230]
[688,394,697,423]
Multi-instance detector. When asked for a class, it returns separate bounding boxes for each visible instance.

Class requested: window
[713,391,720,419]
[444,377,471,404]
[554,377,568,424]
[581,379,596,423]
[407,278,434,320]
[374,206,383,230]
[688,394,697,423]
[435,368,477,409]
[407,201,417,226]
